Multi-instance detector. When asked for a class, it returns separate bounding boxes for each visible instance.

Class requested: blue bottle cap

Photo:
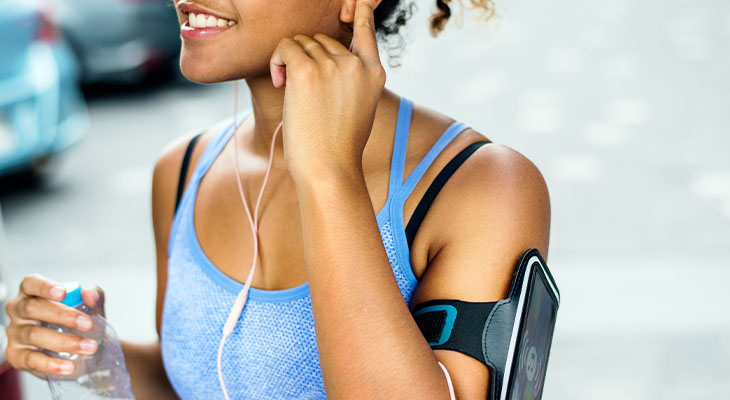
[60,281,83,307]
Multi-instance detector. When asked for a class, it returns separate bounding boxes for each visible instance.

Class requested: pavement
[1,0,729,398]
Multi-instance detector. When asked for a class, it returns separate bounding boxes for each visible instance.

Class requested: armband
[412,248,560,400]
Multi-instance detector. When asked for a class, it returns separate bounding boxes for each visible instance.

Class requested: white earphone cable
[216,79,282,400]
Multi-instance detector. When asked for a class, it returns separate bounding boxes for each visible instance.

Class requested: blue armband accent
[413,304,458,346]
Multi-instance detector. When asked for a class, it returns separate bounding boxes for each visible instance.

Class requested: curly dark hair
[370,0,497,68]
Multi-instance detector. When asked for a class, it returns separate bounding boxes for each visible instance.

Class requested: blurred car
[0,1,89,179]
[53,0,181,84]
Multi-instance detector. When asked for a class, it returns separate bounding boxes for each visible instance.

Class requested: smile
[176,1,237,40]
[176,0,236,29]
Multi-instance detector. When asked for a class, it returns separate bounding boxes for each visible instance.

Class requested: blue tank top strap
[400,120,471,198]
[192,109,254,182]
[387,96,414,199]
[388,96,472,202]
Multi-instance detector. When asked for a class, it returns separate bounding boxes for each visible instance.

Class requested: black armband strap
[412,249,561,400]
[413,299,497,365]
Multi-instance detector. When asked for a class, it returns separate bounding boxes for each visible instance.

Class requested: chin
[179,49,233,84]
[179,45,271,84]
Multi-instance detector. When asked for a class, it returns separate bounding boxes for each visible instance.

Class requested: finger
[16,296,94,331]
[10,348,75,376]
[292,34,335,62]
[270,37,316,88]
[17,325,98,356]
[312,33,350,56]
[351,0,381,64]
[81,286,105,318]
[19,274,66,302]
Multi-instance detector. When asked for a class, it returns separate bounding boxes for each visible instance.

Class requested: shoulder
[448,141,551,222]
[405,100,550,266]
[152,117,230,199]
[151,117,230,236]
[152,117,230,181]
[411,131,551,304]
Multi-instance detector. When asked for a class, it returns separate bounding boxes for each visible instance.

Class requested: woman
[4,0,551,398]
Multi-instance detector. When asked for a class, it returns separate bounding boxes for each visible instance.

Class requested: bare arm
[120,341,177,400]
[293,142,550,399]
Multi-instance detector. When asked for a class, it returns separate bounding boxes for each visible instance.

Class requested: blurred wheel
[3,153,72,189]
[141,54,181,86]
[28,153,67,187]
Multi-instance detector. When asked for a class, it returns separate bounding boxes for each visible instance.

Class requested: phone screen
[507,265,558,400]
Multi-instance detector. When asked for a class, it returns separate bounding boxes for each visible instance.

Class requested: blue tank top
[160,97,472,399]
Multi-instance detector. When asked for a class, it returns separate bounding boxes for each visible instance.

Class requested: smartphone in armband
[412,248,560,400]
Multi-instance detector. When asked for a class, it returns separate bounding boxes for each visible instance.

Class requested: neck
[237,75,399,175]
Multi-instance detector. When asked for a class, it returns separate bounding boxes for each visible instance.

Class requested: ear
[340,0,383,24]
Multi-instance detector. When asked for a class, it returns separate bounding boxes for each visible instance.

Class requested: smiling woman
[3,0,554,399]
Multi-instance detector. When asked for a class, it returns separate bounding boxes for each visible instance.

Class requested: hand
[269,0,386,181]
[4,274,105,379]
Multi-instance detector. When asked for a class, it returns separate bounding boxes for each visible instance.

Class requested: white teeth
[187,12,234,28]
[195,14,206,27]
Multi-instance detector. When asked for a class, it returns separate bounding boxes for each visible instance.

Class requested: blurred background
[1,0,728,398]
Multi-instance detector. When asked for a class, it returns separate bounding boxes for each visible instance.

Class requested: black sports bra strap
[174,131,204,215]
[405,140,492,249]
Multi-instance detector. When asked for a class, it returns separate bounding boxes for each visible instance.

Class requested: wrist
[289,159,365,189]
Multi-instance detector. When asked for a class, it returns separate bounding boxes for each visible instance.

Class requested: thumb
[81,285,106,319]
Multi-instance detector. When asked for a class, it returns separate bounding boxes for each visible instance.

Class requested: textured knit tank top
[161,97,474,399]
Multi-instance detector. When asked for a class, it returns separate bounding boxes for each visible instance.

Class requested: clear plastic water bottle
[41,282,135,399]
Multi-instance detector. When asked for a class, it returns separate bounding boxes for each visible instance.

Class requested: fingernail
[59,361,75,375]
[76,315,92,330]
[79,338,97,354]
[49,285,65,300]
